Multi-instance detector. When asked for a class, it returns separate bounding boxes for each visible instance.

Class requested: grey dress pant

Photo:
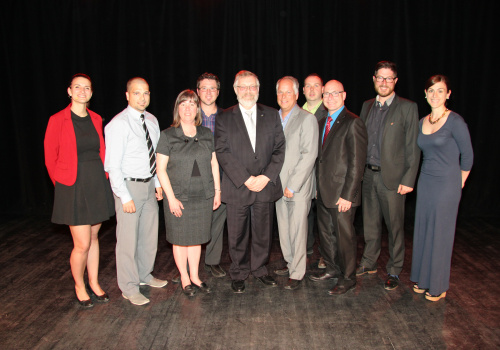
[360,168,406,276]
[115,180,158,297]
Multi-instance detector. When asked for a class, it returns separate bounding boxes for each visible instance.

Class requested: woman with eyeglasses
[410,75,473,301]
[44,73,115,308]
[156,89,221,297]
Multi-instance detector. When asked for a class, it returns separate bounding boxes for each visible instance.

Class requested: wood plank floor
[0,211,499,350]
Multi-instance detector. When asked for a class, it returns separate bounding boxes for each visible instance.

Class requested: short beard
[237,92,259,109]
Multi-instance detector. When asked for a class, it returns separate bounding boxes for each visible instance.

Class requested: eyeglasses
[323,91,344,98]
[199,87,218,92]
[237,85,259,92]
[375,76,396,83]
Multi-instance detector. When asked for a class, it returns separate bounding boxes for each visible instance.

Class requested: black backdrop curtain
[1,0,498,218]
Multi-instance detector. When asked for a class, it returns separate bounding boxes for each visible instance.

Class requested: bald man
[105,77,167,306]
[309,80,367,295]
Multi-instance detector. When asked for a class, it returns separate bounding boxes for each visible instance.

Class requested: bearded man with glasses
[215,70,285,293]
[356,61,420,291]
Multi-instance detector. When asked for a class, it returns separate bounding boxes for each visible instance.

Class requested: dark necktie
[140,114,156,176]
[322,116,333,147]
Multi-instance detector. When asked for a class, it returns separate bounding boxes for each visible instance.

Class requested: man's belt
[366,164,381,172]
[124,177,153,183]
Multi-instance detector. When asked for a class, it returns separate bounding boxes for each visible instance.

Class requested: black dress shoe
[231,280,245,293]
[172,274,181,284]
[384,275,399,290]
[256,275,278,287]
[274,267,289,276]
[284,279,301,290]
[328,280,356,295]
[308,272,338,282]
[182,284,197,297]
[77,298,94,308]
[192,281,212,293]
[204,264,226,278]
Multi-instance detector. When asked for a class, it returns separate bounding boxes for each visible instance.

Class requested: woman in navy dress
[410,75,473,301]
[44,74,115,307]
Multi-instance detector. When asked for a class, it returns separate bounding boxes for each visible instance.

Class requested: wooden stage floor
[0,212,499,349]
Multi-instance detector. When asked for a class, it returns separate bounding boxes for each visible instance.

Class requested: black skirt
[51,112,114,225]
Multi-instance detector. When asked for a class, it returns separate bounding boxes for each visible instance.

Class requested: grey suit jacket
[317,107,367,208]
[360,94,420,190]
[215,103,286,205]
[279,106,319,202]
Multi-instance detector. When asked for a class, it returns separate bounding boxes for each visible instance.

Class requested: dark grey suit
[359,94,420,276]
[215,103,285,280]
[316,107,367,280]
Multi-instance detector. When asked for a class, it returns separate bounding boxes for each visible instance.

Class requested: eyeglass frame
[236,85,259,92]
[374,76,397,83]
[323,91,344,98]
[198,87,219,92]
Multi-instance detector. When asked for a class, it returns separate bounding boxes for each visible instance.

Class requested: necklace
[429,109,449,125]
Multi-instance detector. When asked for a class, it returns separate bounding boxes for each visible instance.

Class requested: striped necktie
[140,114,156,176]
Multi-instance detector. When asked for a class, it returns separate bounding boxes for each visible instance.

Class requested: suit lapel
[382,94,399,139]
[322,109,347,151]
[255,104,266,153]
[283,106,300,137]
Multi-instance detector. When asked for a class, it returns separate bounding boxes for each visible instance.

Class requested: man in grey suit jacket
[357,61,420,291]
[215,70,286,293]
[274,76,319,290]
[309,80,367,295]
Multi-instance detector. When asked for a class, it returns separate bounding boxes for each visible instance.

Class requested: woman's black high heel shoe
[86,282,110,303]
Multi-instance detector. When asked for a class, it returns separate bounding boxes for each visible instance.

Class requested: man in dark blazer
[356,61,420,290]
[309,80,367,295]
[302,73,328,268]
[215,70,286,293]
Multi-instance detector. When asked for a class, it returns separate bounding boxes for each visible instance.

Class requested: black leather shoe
[328,280,356,295]
[182,284,197,297]
[192,281,212,293]
[77,298,94,308]
[274,267,289,276]
[94,292,110,302]
[205,264,226,278]
[231,280,245,293]
[284,279,301,290]
[308,272,338,282]
[256,275,278,287]
[384,275,399,290]
[172,274,181,284]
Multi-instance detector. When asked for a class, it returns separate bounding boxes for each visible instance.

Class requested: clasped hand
[245,175,270,192]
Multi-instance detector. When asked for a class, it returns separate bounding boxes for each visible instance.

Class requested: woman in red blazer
[44,74,114,308]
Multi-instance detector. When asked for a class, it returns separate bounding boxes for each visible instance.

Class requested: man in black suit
[215,70,286,293]
[309,80,367,295]
[356,61,420,290]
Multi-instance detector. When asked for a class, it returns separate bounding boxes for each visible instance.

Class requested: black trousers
[316,193,358,280]
[226,201,274,280]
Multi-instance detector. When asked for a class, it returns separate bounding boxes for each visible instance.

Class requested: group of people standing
[44,60,473,308]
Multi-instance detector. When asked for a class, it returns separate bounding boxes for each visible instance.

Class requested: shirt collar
[127,105,146,119]
[376,93,396,107]
[239,103,257,116]
[201,106,218,118]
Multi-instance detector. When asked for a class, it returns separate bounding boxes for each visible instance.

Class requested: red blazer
[44,104,106,186]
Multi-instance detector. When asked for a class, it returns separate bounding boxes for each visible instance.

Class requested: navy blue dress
[410,112,473,295]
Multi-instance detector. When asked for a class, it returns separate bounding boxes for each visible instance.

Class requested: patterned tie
[322,116,333,147]
[140,114,156,176]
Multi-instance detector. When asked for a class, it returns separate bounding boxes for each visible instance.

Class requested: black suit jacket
[215,103,286,205]
[314,103,328,121]
[317,107,367,208]
[360,94,420,190]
